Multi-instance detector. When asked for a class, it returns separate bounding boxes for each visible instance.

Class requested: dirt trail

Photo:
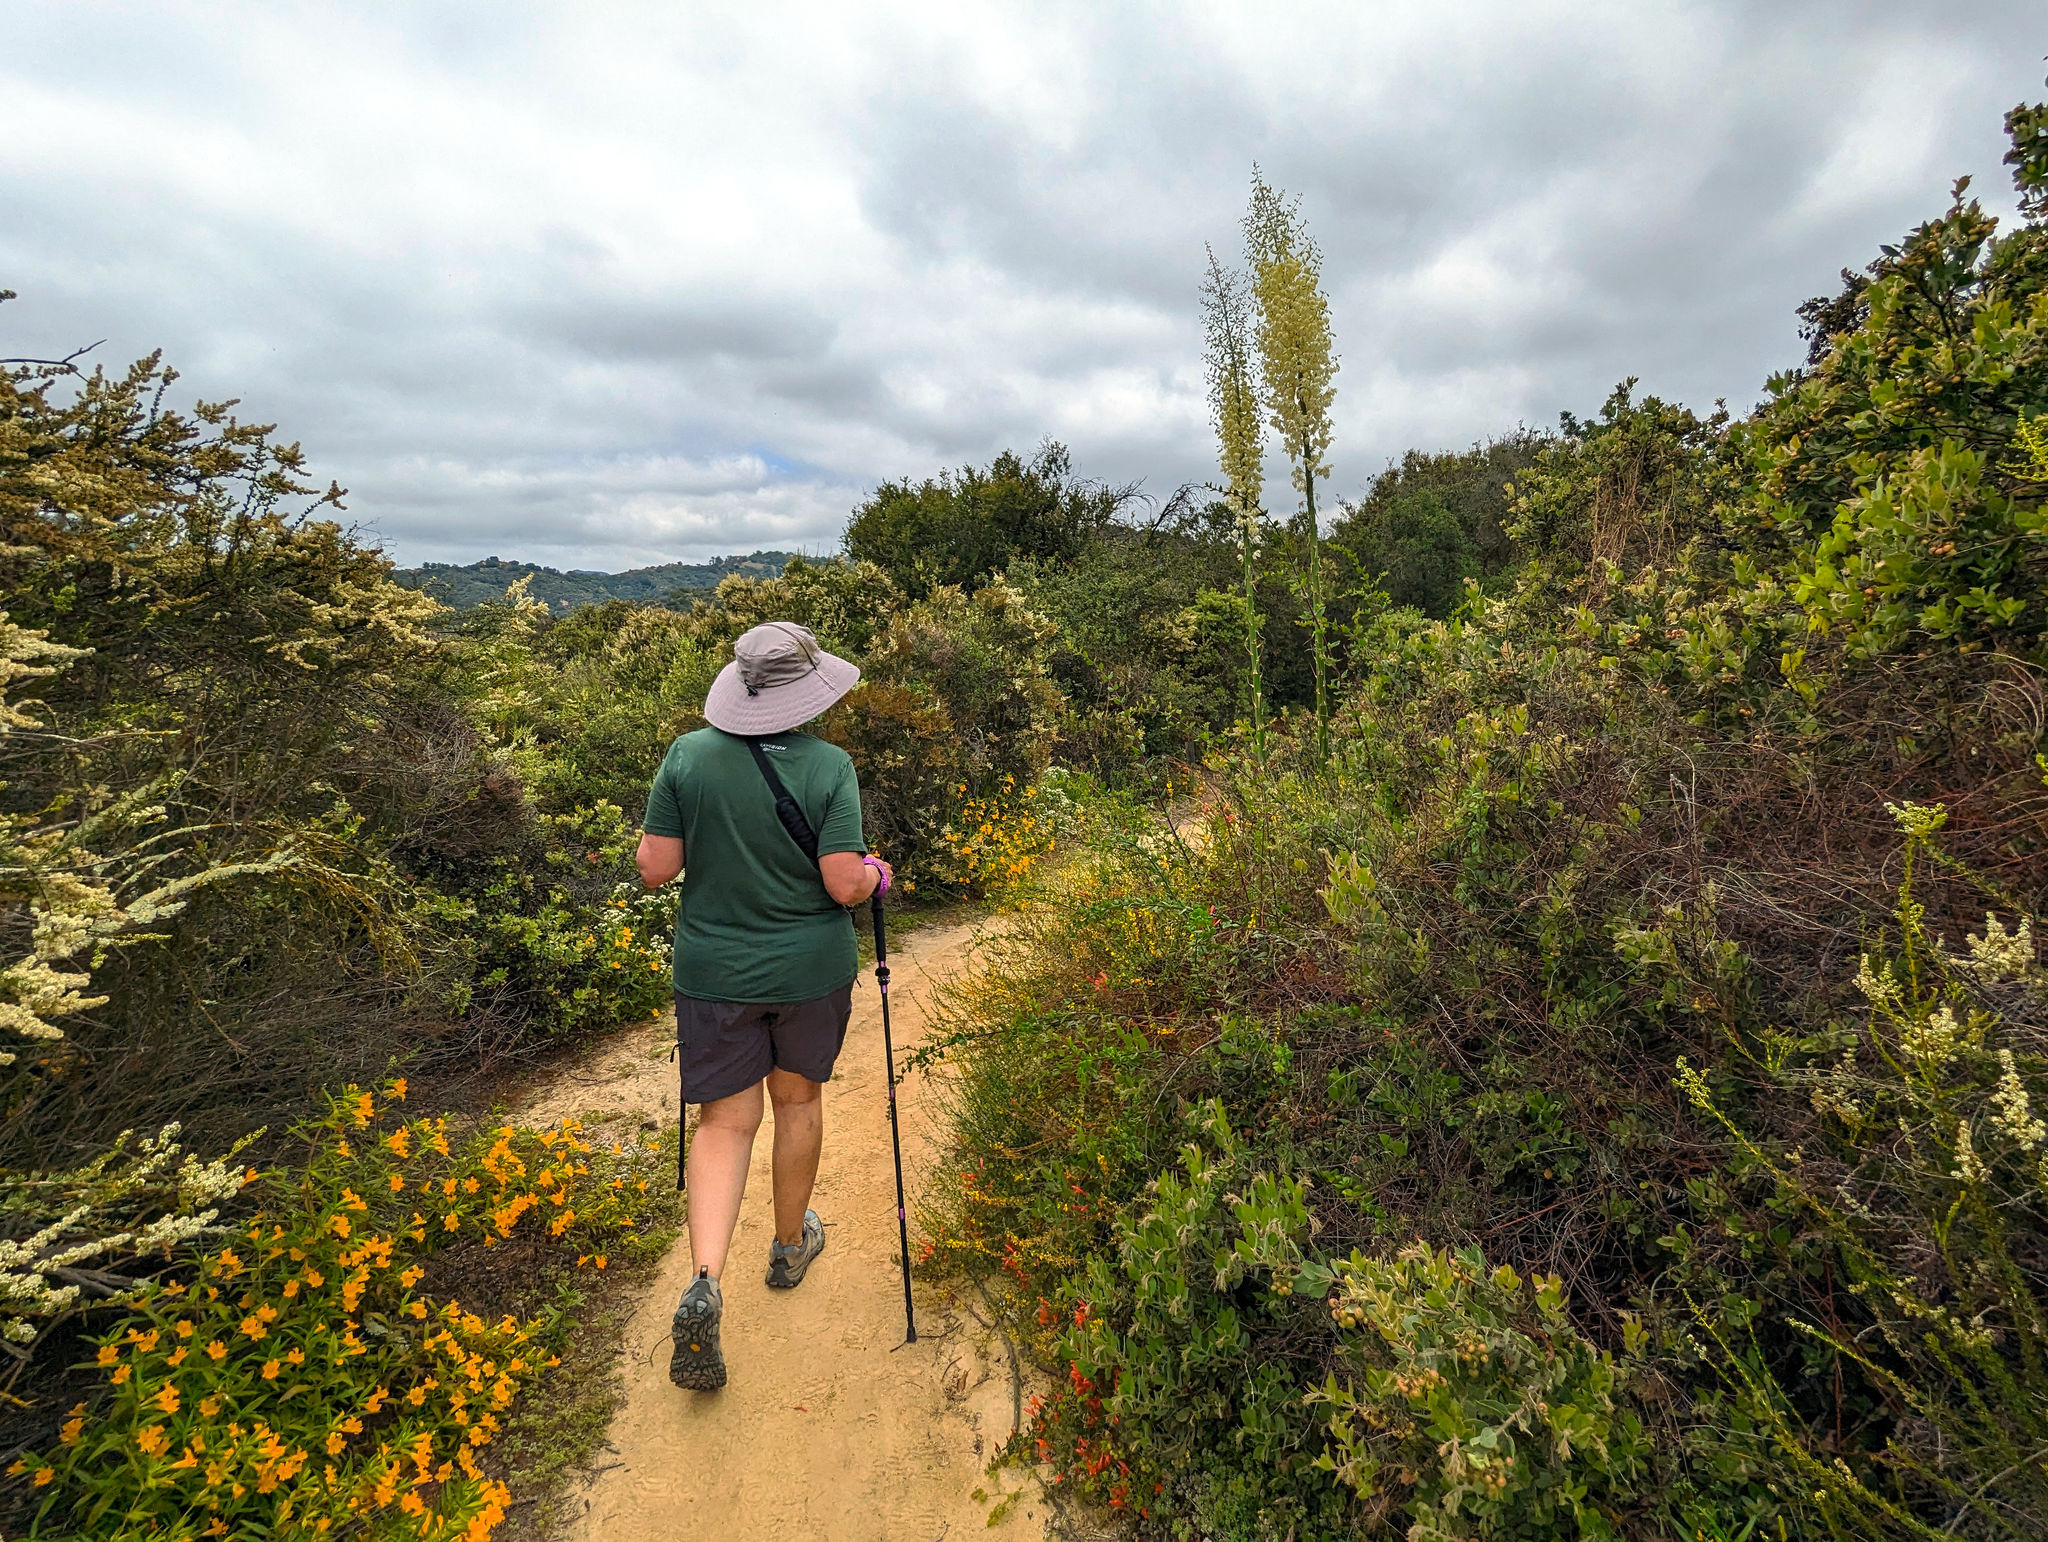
[522,921,1046,1542]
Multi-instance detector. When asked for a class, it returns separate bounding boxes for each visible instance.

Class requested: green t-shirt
[642,727,866,1004]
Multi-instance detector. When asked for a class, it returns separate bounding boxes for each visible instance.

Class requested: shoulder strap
[744,737,821,863]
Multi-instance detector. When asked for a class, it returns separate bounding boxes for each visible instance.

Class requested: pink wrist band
[863,855,890,895]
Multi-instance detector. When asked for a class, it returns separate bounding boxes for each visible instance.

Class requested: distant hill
[393,551,796,612]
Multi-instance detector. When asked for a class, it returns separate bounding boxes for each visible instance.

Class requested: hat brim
[702,652,861,735]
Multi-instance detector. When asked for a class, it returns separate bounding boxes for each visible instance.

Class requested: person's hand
[864,855,894,897]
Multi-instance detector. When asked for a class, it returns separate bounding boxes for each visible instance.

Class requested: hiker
[635,621,892,1392]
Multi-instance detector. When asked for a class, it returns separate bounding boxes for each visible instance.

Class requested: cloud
[356,449,862,568]
[2,1,2042,567]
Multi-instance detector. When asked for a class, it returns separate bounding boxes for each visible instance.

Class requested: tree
[841,443,1126,599]
[1331,431,1544,616]
[1338,487,1478,617]
[1200,246,1269,759]
[1244,172,1339,764]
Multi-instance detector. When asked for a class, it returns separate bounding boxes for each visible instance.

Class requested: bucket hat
[702,622,861,735]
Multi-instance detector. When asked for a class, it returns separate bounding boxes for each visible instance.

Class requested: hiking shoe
[766,1209,826,1289]
[669,1268,726,1391]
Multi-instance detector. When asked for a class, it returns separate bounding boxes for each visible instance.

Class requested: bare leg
[766,1067,824,1247]
[686,1081,764,1279]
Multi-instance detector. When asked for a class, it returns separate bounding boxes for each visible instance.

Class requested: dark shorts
[674,982,855,1104]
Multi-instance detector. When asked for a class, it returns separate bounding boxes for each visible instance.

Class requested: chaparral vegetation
[0,67,2044,1542]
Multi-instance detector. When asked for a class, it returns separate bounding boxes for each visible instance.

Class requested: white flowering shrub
[0,614,103,1068]
[1677,802,2048,1540]
[0,614,275,1361]
[0,614,298,1076]
[0,1123,253,1350]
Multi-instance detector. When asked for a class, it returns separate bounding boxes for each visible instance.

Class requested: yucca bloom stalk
[1244,171,1339,765]
[2010,413,2048,484]
[1201,246,1268,762]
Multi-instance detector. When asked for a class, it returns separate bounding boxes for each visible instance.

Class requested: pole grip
[870,888,887,962]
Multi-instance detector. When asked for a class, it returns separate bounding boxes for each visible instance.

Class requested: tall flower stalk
[1201,246,1268,761]
[1244,171,1339,765]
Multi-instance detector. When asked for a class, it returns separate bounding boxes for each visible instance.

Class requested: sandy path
[523,922,1046,1542]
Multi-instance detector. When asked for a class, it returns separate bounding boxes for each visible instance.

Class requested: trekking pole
[870,887,918,1344]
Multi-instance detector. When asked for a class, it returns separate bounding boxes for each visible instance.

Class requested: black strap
[744,737,821,862]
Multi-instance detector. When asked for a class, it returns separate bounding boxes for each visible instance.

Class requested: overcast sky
[4,4,2044,570]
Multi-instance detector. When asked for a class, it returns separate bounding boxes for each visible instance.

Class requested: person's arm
[819,850,890,905]
[814,751,884,904]
[639,748,686,888]
[636,833,684,888]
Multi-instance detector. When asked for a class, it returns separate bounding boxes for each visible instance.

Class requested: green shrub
[822,578,1063,882]
[1009,528,1251,766]
[1311,1245,1648,1541]
[1002,1100,1652,1540]
[1027,1102,1354,1539]
[688,553,902,659]
[502,600,720,814]
[451,802,673,1039]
